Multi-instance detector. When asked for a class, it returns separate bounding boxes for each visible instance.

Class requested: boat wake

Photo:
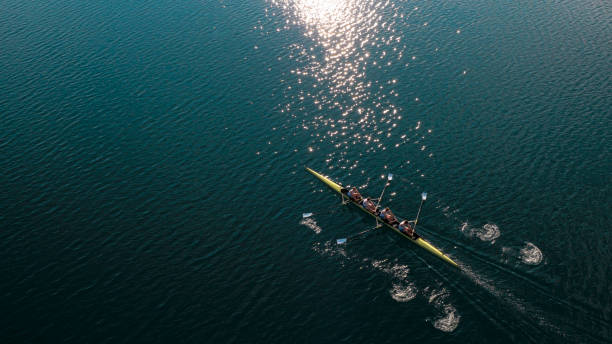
[300,217,322,234]
[312,245,465,330]
[311,240,346,258]
[458,261,514,302]
[501,242,544,266]
[389,282,417,302]
[435,202,502,244]
[441,205,460,218]
[311,247,420,304]
[369,258,410,280]
[461,222,500,243]
[369,258,460,331]
[455,258,571,340]
[519,242,543,265]
[416,212,605,341]
[425,287,460,332]
[369,259,417,302]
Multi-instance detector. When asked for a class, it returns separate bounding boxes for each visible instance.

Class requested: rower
[347,187,363,202]
[379,207,399,225]
[362,197,378,213]
[399,220,415,237]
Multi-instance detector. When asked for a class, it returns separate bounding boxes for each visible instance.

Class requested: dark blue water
[1,0,610,342]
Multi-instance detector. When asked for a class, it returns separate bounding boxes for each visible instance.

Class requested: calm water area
[1,0,610,342]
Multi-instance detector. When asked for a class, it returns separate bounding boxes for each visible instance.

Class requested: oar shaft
[351,227,374,238]
[375,182,389,209]
[414,199,424,228]
[337,226,379,244]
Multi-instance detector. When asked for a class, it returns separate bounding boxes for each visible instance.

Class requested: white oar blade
[387,173,393,181]
[302,212,313,218]
[421,192,427,200]
[336,238,347,244]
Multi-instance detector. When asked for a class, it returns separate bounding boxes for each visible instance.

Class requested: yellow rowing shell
[306,167,459,268]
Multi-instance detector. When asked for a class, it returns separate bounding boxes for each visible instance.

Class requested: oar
[336,226,378,244]
[375,173,393,209]
[374,173,393,227]
[413,192,427,231]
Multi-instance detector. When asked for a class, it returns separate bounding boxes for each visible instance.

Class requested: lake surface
[1,0,610,342]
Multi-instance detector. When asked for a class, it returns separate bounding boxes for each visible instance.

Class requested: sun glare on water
[267,0,433,173]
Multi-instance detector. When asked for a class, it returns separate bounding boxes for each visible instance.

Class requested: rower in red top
[379,207,399,225]
[399,220,415,238]
[361,197,378,213]
[347,187,363,202]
